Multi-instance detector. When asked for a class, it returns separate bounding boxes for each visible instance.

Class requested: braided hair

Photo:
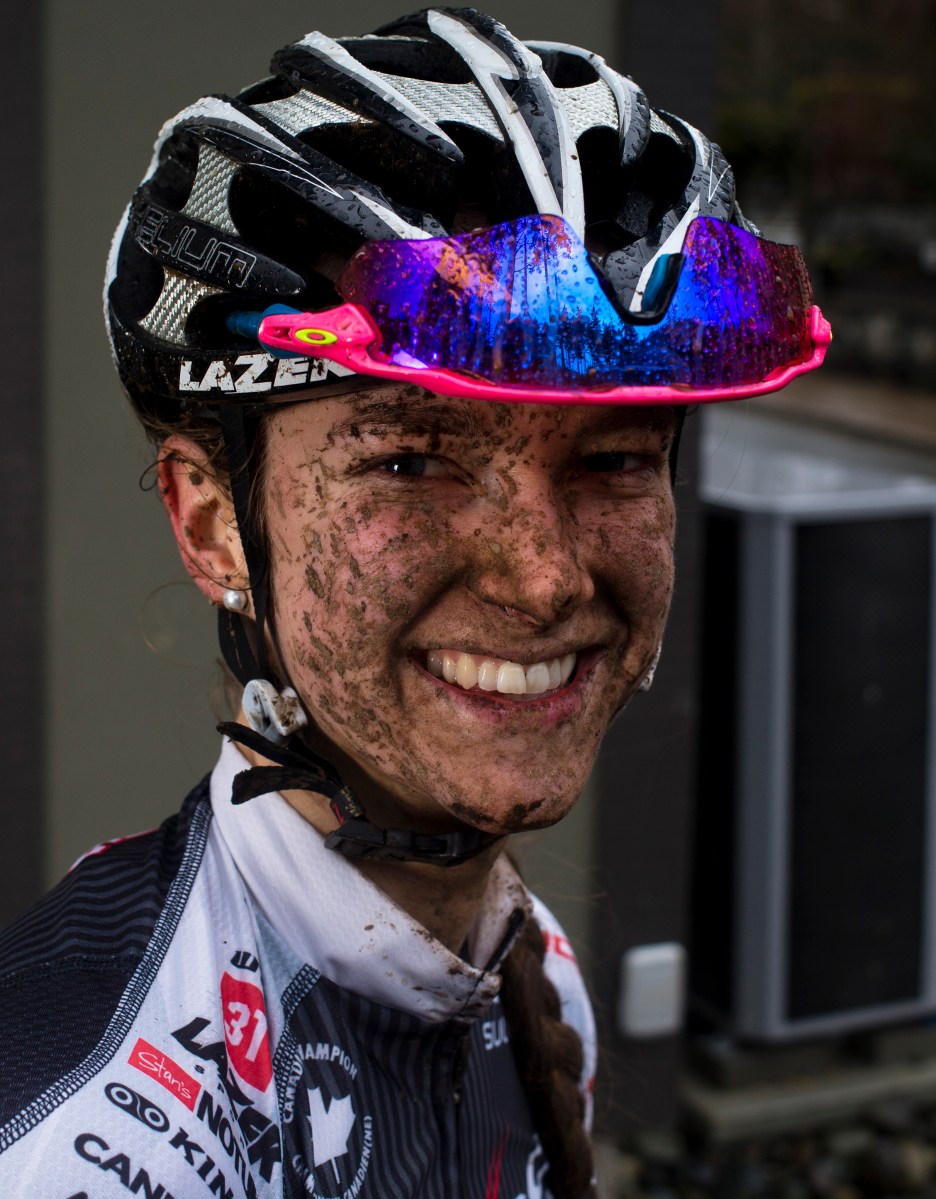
[500,915,597,1199]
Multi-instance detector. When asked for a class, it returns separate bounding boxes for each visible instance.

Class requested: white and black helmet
[106,6,750,424]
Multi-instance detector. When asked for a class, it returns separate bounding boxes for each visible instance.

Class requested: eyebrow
[329,398,487,442]
[583,405,679,437]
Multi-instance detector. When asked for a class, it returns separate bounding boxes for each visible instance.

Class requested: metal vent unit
[691,407,936,1041]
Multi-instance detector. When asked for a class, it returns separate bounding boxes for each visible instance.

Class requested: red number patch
[220,972,273,1091]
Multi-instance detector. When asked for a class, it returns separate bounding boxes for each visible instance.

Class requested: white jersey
[0,738,596,1197]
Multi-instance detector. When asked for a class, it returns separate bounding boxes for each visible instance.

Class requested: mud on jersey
[0,739,596,1198]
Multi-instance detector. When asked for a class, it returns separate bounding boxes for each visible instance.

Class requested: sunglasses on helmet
[229,213,831,405]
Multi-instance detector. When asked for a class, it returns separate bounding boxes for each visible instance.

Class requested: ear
[157,434,251,612]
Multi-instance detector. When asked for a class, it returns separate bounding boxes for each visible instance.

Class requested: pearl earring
[223,588,248,613]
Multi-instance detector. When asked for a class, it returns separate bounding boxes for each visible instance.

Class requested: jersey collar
[209,736,531,1022]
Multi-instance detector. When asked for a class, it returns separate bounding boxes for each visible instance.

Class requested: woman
[0,8,829,1197]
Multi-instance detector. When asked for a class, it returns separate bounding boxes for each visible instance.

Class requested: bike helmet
[105,6,830,864]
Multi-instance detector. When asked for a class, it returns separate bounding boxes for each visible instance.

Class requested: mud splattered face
[263,386,676,837]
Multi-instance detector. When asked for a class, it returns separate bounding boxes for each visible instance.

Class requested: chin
[443,781,584,837]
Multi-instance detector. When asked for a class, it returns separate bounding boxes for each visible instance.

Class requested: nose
[467,473,595,626]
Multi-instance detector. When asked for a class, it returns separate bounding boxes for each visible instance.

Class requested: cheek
[328,500,462,624]
[591,494,676,616]
[269,495,461,686]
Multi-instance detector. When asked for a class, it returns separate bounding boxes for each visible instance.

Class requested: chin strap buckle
[242,679,309,746]
[323,819,500,867]
[325,785,498,867]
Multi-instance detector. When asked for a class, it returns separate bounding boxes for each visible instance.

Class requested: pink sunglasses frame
[255,303,832,407]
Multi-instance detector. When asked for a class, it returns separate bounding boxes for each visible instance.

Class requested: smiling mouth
[424,650,577,698]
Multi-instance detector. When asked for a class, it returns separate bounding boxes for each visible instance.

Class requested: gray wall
[0,9,44,925]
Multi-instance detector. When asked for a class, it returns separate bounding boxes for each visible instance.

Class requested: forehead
[271,385,678,448]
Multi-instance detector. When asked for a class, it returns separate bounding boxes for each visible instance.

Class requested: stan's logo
[128,1037,201,1111]
[221,972,273,1091]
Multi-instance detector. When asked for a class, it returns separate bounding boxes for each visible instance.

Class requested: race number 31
[220,972,273,1091]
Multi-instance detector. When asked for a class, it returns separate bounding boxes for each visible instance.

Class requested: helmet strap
[218,720,499,867]
[669,406,687,484]
[216,407,271,686]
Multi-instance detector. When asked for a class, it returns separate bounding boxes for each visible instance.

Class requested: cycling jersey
[0,738,596,1198]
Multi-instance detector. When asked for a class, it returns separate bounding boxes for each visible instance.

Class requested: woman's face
[262,386,677,836]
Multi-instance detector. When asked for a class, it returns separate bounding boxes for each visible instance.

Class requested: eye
[580,451,647,474]
[377,453,447,478]
[572,446,670,490]
[380,453,426,477]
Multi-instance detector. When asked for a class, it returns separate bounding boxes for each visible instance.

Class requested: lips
[424,649,577,697]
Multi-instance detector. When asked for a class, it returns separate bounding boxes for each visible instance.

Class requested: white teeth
[426,650,578,697]
[477,659,500,691]
[497,662,527,694]
[525,663,551,695]
[455,653,479,689]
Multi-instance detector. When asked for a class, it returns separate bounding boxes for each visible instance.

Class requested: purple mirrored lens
[337,215,815,390]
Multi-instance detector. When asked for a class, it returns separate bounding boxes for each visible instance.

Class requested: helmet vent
[576,126,632,248]
[253,89,367,137]
[341,33,474,84]
[527,45,599,88]
[380,73,502,140]
[181,144,239,235]
[561,80,620,140]
[615,131,696,238]
[229,170,364,292]
[139,271,221,345]
[237,74,300,105]
[649,111,683,145]
[442,125,537,226]
[295,121,455,219]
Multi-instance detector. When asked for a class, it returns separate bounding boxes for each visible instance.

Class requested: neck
[235,716,504,952]
[341,847,505,954]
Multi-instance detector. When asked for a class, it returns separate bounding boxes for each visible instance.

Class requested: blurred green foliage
[718,0,936,384]
[719,0,936,207]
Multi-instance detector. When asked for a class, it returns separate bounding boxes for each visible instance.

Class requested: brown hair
[138,408,266,529]
[500,915,597,1199]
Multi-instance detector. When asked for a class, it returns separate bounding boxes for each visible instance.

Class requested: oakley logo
[179,352,353,394]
